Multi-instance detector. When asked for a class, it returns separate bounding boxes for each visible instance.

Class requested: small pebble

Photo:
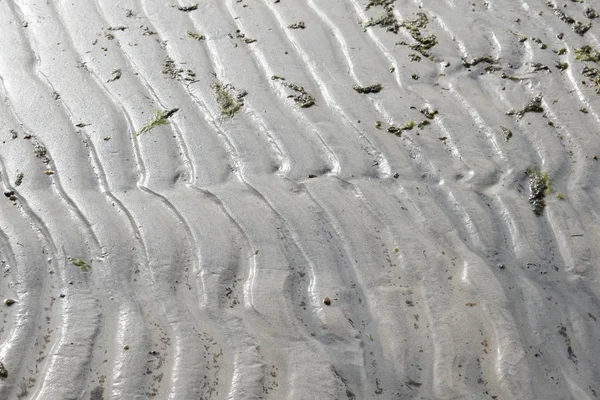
[323,297,331,306]
[4,299,15,306]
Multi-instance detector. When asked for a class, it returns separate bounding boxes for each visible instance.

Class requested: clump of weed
[582,66,600,93]
[526,168,552,215]
[363,8,400,33]
[68,257,91,272]
[396,13,438,57]
[387,120,415,136]
[175,4,198,12]
[419,107,438,119]
[15,173,24,186]
[506,95,544,118]
[584,8,598,19]
[501,126,513,141]
[510,30,529,43]
[555,61,569,71]
[271,76,315,108]
[462,55,499,68]
[573,22,592,35]
[107,69,122,82]
[136,108,179,136]
[235,30,257,44]
[547,2,592,35]
[417,120,430,129]
[484,65,502,73]
[283,83,315,108]
[575,45,600,62]
[530,62,550,72]
[362,3,437,56]
[531,37,547,49]
[187,31,205,41]
[288,21,305,29]
[142,26,157,36]
[33,142,50,164]
[162,56,183,79]
[353,83,383,94]
[211,81,247,117]
[501,73,527,82]
[365,0,395,10]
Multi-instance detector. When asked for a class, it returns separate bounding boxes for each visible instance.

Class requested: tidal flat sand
[0,0,599,399]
